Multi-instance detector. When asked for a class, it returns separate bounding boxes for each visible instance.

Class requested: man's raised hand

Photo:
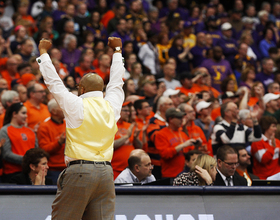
[38,39,52,55]
[108,37,122,50]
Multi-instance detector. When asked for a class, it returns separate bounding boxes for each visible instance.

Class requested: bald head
[78,73,104,96]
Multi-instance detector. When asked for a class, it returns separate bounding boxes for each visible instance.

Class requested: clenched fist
[108,37,122,50]
[38,39,52,55]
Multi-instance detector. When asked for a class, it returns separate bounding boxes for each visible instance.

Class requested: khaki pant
[52,162,115,220]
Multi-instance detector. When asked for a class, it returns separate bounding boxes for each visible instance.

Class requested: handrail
[0,185,280,195]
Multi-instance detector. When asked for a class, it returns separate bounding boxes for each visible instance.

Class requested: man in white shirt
[37,37,124,220]
[115,149,156,184]
[158,64,181,89]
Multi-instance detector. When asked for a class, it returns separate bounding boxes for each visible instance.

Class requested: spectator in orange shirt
[111,102,142,179]
[24,83,50,130]
[37,99,66,184]
[94,54,111,84]
[16,0,37,35]
[0,102,38,182]
[154,108,195,178]
[178,103,211,155]
[71,55,95,83]
[146,96,174,179]
[1,56,21,90]
[176,73,196,96]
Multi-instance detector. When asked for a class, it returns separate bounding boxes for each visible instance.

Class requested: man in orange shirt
[37,99,66,184]
[178,103,212,155]
[155,108,195,178]
[71,55,95,83]
[94,54,111,84]
[176,73,196,96]
[111,102,142,179]
[1,56,20,89]
[146,96,174,180]
[24,83,50,130]
[134,99,151,150]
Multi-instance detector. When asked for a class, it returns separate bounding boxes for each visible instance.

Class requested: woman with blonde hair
[173,154,217,186]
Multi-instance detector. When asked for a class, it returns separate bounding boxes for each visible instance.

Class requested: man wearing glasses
[214,145,247,186]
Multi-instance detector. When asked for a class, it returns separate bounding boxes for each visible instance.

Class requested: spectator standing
[146,96,174,180]
[211,101,262,154]
[155,108,195,178]
[111,102,142,179]
[251,116,280,179]
[37,99,66,184]
[24,83,50,130]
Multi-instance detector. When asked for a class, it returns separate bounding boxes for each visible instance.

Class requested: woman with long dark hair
[0,103,38,183]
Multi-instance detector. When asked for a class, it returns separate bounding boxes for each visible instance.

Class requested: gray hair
[47,98,59,113]
[1,91,19,109]
[258,10,268,18]
[63,34,77,48]
[157,96,170,111]
[178,103,188,113]
[239,109,250,120]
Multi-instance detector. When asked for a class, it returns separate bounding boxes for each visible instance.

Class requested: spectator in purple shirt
[61,34,82,73]
[190,32,208,70]
[159,0,189,21]
[52,0,67,26]
[255,58,275,91]
[216,22,238,66]
[259,28,277,58]
[203,16,222,46]
[110,18,131,45]
[200,46,234,92]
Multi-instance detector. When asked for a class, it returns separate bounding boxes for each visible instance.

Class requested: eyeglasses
[121,109,130,112]
[222,161,239,167]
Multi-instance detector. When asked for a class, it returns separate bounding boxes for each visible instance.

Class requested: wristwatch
[114,46,122,52]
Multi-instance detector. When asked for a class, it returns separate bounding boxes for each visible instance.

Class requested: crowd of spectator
[1,0,280,186]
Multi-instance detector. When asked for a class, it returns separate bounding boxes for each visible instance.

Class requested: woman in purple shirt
[61,34,82,73]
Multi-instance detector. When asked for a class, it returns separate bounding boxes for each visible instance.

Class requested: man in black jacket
[214,145,247,186]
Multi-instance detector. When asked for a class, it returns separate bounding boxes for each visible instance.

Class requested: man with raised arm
[37,37,125,220]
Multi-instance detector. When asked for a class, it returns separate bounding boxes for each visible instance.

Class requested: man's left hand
[38,39,52,55]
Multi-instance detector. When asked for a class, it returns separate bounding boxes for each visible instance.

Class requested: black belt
[68,160,111,166]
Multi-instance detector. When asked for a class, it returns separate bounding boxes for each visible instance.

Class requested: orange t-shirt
[37,118,66,170]
[155,127,190,178]
[248,97,259,107]
[94,68,110,84]
[1,70,20,90]
[175,86,196,96]
[111,120,135,179]
[184,121,213,156]
[2,125,36,175]
[211,106,221,121]
[24,100,51,130]
[146,117,167,166]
